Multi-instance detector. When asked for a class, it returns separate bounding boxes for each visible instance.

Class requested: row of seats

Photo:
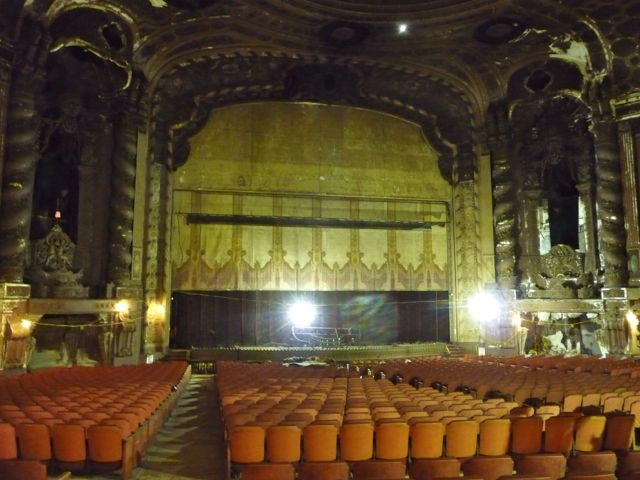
[228,413,635,473]
[354,356,640,404]
[229,455,640,480]
[0,361,190,479]
[217,359,640,480]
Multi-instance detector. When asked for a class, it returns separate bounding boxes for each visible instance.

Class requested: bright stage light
[288,301,317,328]
[468,292,501,323]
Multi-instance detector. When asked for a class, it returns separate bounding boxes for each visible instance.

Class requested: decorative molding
[150,51,474,184]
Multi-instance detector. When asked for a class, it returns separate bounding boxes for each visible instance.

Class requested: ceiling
[2,0,639,174]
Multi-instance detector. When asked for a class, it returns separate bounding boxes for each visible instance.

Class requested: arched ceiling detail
[149,50,476,183]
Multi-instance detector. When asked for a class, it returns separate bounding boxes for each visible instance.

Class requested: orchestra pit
[2,0,640,478]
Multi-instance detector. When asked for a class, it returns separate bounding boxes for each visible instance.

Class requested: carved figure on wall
[26,224,89,298]
[526,244,596,299]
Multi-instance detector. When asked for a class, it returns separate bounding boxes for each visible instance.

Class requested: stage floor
[169,342,449,363]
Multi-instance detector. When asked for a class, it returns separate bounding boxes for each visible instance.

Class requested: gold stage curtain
[172,191,448,291]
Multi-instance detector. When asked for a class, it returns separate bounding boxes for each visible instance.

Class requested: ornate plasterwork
[453,179,482,343]
[150,51,475,183]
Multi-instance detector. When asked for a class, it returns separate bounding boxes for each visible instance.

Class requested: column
[0,34,13,201]
[107,84,144,364]
[488,102,518,289]
[144,162,170,354]
[453,142,482,344]
[0,28,48,282]
[593,119,628,286]
[107,89,140,284]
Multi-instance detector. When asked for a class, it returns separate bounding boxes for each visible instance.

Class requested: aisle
[66,374,226,480]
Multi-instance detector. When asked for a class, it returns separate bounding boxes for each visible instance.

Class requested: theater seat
[87,425,124,473]
[0,423,18,460]
[51,424,86,471]
[15,423,51,462]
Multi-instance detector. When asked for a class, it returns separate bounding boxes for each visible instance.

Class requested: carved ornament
[27,224,89,298]
[151,52,475,183]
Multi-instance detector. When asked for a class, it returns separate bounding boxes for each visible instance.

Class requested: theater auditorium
[1,0,640,479]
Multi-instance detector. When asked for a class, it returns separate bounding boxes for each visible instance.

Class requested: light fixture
[114,300,130,314]
[288,301,317,328]
[468,292,501,323]
[154,303,166,316]
[626,310,638,328]
[398,23,408,34]
[21,319,32,330]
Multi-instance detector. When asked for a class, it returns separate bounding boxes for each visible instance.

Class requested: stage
[167,342,450,364]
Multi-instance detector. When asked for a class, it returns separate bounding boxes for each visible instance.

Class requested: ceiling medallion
[318,21,369,48]
[474,17,526,45]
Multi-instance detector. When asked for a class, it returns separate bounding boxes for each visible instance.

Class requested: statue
[26,224,89,298]
[525,244,596,299]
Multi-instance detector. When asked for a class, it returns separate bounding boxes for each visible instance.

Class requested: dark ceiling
[13,1,632,113]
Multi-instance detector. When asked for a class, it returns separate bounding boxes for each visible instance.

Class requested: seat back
[266,425,301,463]
[229,426,265,463]
[0,459,47,480]
[410,421,444,459]
[445,420,479,458]
[16,423,52,461]
[339,422,374,461]
[602,396,623,413]
[87,425,123,463]
[511,416,543,455]
[564,394,583,413]
[603,413,634,451]
[479,418,511,456]
[51,423,87,462]
[543,415,576,454]
[0,423,18,460]
[375,421,409,460]
[575,415,606,452]
[303,424,338,462]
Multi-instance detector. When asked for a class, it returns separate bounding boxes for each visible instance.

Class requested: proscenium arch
[149,51,477,184]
